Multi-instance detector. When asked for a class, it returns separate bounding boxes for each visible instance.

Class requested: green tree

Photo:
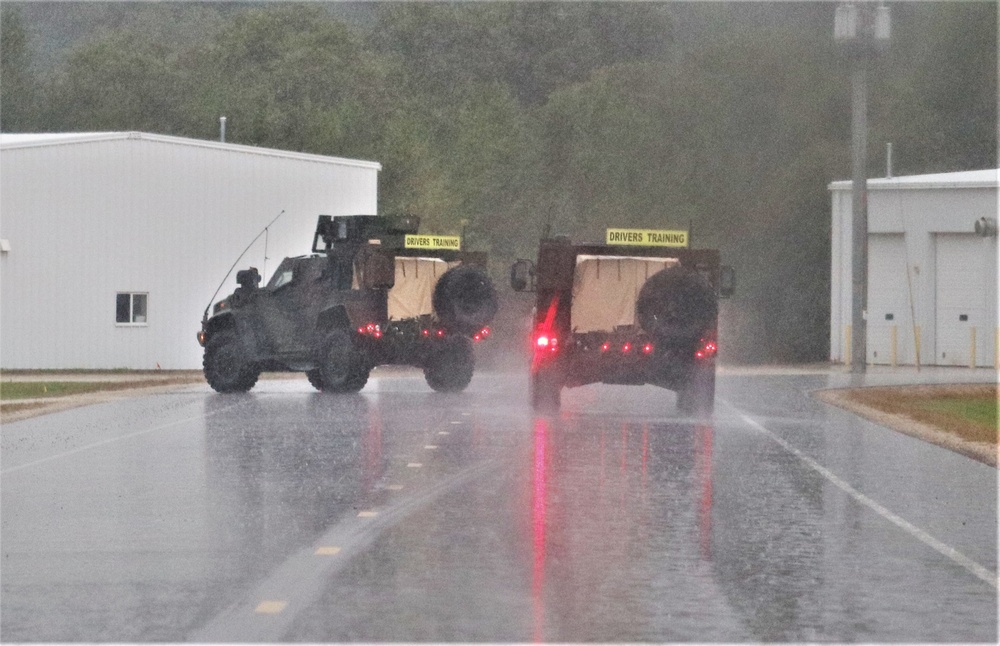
[182,6,392,155]
[873,2,997,174]
[1,6,39,131]
[44,31,185,132]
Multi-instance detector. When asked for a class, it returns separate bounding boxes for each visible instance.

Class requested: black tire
[636,267,718,343]
[203,329,259,393]
[432,265,499,335]
[531,365,562,412]
[306,369,324,391]
[676,361,716,416]
[316,329,370,393]
[424,336,475,392]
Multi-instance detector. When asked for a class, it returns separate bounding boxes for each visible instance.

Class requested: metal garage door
[935,233,989,366]
[867,233,916,365]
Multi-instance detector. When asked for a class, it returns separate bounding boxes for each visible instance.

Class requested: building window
[116,293,148,325]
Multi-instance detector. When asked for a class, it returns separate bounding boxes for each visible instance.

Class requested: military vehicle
[511,228,734,414]
[197,215,498,394]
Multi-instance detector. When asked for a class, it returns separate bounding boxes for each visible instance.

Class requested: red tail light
[358,323,383,338]
[600,342,610,352]
[622,342,632,353]
[695,339,718,359]
[536,334,558,350]
[642,343,654,354]
[531,295,561,371]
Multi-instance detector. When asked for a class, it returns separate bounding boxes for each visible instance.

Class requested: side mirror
[362,251,395,289]
[719,265,736,299]
[510,259,536,292]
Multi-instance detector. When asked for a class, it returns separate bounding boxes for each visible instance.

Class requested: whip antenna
[202,209,285,321]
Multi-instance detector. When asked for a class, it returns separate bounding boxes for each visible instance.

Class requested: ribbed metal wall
[828,172,998,367]
[0,133,380,369]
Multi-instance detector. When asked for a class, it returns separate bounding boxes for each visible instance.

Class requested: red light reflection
[531,417,549,642]
[696,423,713,560]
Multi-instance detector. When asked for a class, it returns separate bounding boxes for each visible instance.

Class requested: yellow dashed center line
[424,445,438,450]
[357,511,378,518]
[314,546,341,556]
[438,431,450,436]
[407,462,422,468]
[255,601,287,614]
[387,484,404,491]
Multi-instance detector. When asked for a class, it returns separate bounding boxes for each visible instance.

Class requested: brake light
[695,339,718,359]
[622,342,632,353]
[601,342,610,352]
[642,343,654,354]
[480,327,490,337]
[358,323,383,338]
[531,295,561,371]
[536,334,557,349]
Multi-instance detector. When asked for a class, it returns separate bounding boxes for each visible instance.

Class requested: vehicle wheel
[677,361,716,416]
[424,336,474,392]
[326,364,370,393]
[531,365,562,412]
[306,369,324,391]
[203,329,259,393]
[317,329,369,393]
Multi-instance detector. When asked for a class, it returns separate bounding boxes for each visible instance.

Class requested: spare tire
[432,265,499,335]
[635,266,717,342]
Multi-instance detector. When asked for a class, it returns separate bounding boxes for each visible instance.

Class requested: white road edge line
[1,400,243,476]
[732,407,998,590]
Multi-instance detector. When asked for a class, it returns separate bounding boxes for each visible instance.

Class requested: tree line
[2,2,995,362]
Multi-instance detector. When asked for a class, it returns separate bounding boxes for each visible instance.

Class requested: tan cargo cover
[570,255,679,332]
[388,257,456,320]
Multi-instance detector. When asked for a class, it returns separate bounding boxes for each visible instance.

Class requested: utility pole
[835,2,890,373]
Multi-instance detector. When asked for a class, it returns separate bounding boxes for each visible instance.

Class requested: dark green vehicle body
[198,215,496,394]
[512,235,733,415]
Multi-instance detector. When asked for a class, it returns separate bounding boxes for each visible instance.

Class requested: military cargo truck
[198,215,497,394]
[511,228,733,414]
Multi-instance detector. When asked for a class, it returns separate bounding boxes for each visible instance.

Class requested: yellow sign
[404,234,461,251]
[606,228,688,248]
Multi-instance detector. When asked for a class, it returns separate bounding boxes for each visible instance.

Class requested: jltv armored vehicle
[197,215,497,394]
[511,228,733,414]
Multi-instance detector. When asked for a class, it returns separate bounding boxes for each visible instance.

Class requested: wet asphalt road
[1,367,996,642]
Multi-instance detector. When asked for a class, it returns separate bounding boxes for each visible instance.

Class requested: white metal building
[830,169,998,367]
[0,132,380,370]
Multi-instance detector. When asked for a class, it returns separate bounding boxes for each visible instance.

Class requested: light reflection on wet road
[1,367,996,642]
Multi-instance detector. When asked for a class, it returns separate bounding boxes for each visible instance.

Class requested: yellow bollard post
[970,327,977,369]
[846,325,852,365]
[890,325,898,367]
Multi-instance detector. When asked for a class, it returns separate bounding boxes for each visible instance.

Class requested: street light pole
[835,2,890,374]
[850,63,868,373]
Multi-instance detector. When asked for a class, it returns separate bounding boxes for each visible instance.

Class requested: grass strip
[0,378,201,401]
[850,384,997,446]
